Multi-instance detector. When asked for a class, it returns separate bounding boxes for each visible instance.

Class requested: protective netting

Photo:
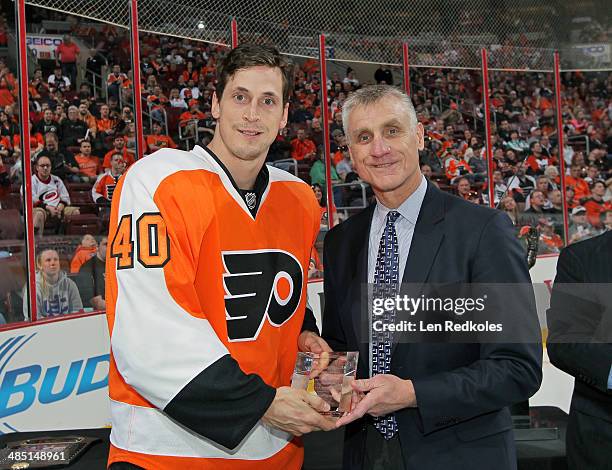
[23,0,611,71]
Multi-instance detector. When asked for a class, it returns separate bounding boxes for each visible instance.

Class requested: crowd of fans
[0,12,610,322]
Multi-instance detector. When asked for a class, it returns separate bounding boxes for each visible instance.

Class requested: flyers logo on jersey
[222,250,303,342]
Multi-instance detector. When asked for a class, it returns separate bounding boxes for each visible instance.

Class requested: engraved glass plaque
[291,351,359,417]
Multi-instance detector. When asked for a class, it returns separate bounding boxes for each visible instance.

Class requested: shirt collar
[374,174,427,225]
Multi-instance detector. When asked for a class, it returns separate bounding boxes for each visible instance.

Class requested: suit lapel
[402,181,446,284]
[392,182,445,355]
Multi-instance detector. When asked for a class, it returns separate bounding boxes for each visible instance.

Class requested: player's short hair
[342,85,417,141]
[215,44,293,105]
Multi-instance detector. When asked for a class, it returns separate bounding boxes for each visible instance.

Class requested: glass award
[291,351,359,417]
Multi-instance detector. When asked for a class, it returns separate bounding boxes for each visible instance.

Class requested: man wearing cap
[538,217,563,254]
[569,206,599,244]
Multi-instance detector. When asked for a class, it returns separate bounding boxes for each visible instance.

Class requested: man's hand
[298,330,332,354]
[262,386,336,436]
[335,375,417,427]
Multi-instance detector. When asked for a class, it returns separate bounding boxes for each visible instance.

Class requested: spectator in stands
[527,126,542,145]
[73,140,100,183]
[445,146,472,182]
[584,165,601,185]
[290,128,316,162]
[583,180,611,228]
[566,164,591,202]
[179,100,206,139]
[38,132,79,180]
[60,105,88,151]
[420,163,433,180]
[169,88,187,109]
[507,165,536,202]
[310,152,342,207]
[107,64,129,101]
[537,217,563,254]
[70,233,98,273]
[0,77,15,108]
[33,109,60,136]
[492,169,508,205]
[0,109,18,138]
[544,165,560,189]
[29,68,49,99]
[309,117,324,149]
[523,190,548,221]
[343,68,359,88]
[525,142,551,175]
[93,152,126,224]
[547,189,563,213]
[569,206,598,244]
[336,145,354,181]
[374,65,393,85]
[78,102,97,137]
[55,35,80,87]
[505,131,529,155]
[78,236,107,311]
[330,111,344,136]
[23,248,82,320]
[455,176,472,200]
[103,135,133,169]
[146,121,177,153]
[47,65,71,92]
[464,147,487,183]
[29,155,80,236]
[500,195,520,227]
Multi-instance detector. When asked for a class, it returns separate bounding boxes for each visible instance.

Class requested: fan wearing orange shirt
[146,121,177,153]
[96,104,116,138]
[179,99,206,138]
[103,135,134,170]
[565,165,591,202]
[290,128,316,161]
[74,140,100,183]
[582,180,612,228]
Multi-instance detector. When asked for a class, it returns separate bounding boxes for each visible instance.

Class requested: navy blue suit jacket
[322,181,543,470]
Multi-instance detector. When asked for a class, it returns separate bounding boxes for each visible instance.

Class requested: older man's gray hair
[342,85,418,141]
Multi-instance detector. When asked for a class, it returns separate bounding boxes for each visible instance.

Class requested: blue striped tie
[372,210,400,439]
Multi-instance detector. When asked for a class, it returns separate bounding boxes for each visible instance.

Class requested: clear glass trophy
[291,351,359,417]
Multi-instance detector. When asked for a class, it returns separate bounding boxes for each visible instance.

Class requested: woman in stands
[22,248,82,320]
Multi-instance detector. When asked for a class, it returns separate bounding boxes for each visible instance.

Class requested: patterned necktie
[372,210,400,439]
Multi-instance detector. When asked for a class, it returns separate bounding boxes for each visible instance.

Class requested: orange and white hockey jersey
[106,145,320,469]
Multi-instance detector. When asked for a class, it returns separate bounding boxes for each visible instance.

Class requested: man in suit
[546,231,612,469]
[322,85,543,470]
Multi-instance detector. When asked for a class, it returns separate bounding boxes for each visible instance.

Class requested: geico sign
[0,334,109,419]
[26,37,63,47]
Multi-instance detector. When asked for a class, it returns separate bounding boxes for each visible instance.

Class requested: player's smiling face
[212,66,288,162]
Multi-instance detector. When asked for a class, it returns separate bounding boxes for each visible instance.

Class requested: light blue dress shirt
[367,175,428,376]
[608,365,612,390]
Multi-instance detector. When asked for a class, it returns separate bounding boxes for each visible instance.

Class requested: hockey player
[106,44,335,469]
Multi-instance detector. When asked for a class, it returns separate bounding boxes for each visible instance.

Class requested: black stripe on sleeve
[163,354,276,449]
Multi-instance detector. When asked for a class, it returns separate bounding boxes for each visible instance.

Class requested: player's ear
[211,92,221,119]
[279,102,289,130]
